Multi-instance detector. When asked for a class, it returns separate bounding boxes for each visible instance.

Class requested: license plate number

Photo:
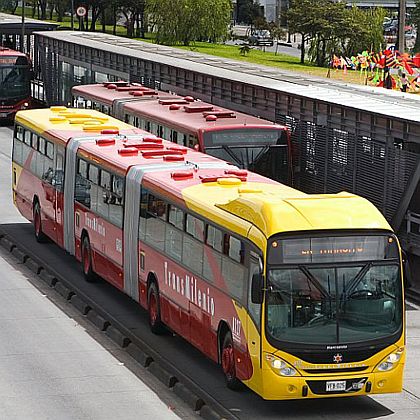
[0,113,8,118]
[326,380,346,392]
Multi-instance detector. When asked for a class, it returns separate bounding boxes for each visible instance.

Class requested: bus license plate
[0,113,7,118]
[326,381,346,392]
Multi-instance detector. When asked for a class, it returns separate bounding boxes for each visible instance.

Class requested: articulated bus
[13,107,406,400]
[0,47,31,119]
[72,82,292,185]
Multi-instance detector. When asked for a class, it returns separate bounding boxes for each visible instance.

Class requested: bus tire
[81,236,96,282]
[148,282,165,334]
[221,333,241,390]
[33,201,47,243]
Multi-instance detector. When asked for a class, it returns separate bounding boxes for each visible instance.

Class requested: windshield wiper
[299,266,330,299]
[342,262,372,299]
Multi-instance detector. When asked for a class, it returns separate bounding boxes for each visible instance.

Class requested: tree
[287,1,386,66]
[412,0,420,53]
[237,0,262,25]
[147,0,231,46]
[286,0,326,64]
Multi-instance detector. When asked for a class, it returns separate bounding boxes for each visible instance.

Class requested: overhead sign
[76,6,87,17]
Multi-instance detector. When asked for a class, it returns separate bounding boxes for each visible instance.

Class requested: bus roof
[0,47,27,57]
[77,130,392,238]
[15,107,142,145]
[72,83,286,134]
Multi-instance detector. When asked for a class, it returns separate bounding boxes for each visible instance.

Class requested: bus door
[53,145,65,247]
[42,142,65,244]
[247,255,263,389]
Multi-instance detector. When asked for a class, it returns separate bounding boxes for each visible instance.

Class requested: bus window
[146,194,166,250]
[31,134,38,150]
[222,255,247,303]
[88,164,99,184]
[23,129,31,146]
[53,146,65,191]
[166,209,183,262]
[46,142,54,159]
[188,135,198,148]
[12,131,23,165]
[15,125,24,142]
[148,194,167,220]
[38,137,46,155]
[229,236,244,264]
[100,169,111,189]
[168,205,184,230]
[207,225,223,252]
[184,216,204,275]
[186,214,204,241]
[146,121,151,132]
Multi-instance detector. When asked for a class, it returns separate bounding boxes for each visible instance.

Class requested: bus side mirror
[251,272,263,304]
[402,251,413,289]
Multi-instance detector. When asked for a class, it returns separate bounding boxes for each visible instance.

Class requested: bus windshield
[0,57,31,99]
[266,235,403,345]
[203,128,289,182]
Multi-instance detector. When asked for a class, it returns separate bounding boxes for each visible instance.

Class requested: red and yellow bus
[0,47,31,120]
[13,108,406,400]
[72,82,292,184]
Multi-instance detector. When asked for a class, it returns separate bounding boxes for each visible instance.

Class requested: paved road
[1,124,420,418]
[0,126,191,420]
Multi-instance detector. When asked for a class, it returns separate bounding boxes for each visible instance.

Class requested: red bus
[72,82,292,184]
[13,107,406,400]
[0,47,31,120]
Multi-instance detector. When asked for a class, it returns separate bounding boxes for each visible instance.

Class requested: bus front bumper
[259,364,404,400]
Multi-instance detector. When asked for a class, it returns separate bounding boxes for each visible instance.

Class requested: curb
[0,230,237,420]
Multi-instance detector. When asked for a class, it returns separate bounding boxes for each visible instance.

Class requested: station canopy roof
[0,13,59,34]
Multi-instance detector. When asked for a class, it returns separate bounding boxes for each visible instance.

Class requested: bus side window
[170,130,177,144]
[53,145,65,192]
[138,188,148,241]
[75,159,91,209]
[145,194,166,250]
[203,224,223,283]
[146,121,151,132]
[12,125,24,165]
[184,214,204,275]
[108,175,124,228]
[188,135,198,149]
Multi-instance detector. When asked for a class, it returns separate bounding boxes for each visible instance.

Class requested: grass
[167,42,372,85]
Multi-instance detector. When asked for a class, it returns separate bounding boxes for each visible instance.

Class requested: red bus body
[72,82,293,185]
[12,108,273,379]
[12,108,406,400]
[0,47,31,119]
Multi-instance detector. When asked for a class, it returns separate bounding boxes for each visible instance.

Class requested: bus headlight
[265,353,298,376]
[376,348,404,372]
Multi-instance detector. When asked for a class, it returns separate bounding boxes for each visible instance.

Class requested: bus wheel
[148,283,165,334]
[222,333,241,390]
[81,236,96,282]
[33,202,47,243]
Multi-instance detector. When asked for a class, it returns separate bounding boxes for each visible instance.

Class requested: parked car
[247,30,274,47]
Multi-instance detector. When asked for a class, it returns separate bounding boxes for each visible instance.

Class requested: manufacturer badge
[333,353,343,363]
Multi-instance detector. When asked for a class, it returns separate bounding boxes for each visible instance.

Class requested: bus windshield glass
[0,56,31,98]
[203,128,289,182]
[266,235,402,345]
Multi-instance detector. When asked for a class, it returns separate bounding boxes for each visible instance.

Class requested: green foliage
[147,0,231,46]
[287,0,386,66]
[239,43,251,56]
[237,0,262,25]
[0,0,17,12]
